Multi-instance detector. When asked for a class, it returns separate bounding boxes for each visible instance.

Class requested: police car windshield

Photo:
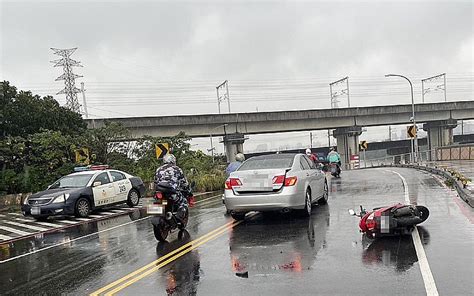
[49,174,94,189]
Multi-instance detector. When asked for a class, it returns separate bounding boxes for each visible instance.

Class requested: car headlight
[52,194,70,203]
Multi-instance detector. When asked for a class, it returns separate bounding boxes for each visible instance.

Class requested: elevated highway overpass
[87,101,474,163]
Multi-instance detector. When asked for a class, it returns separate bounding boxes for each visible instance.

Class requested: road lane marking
[99,212,117,215]
[88,215,104,218]
[3,221,48,232]
[90,220,237,296]
[0,234,13,240]
[102,221,243,296]
[388,170,439,296]
[26,221,63,228]
[75,218,92,221]
[0,226,31,236]
[13,218,35,223]
[57,220,80,224]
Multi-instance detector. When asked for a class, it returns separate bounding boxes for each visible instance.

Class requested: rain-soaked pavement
[1,168,473,296]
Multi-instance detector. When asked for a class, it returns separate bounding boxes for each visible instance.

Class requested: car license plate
[147,204,164,215]
[31,207,40,215]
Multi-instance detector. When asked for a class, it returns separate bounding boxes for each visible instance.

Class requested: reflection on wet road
[1,168,473,295]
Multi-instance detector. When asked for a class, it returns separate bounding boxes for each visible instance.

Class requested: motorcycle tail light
[155,192,163,200]
[366,213,376,230]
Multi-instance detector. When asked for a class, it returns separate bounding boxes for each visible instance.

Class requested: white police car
[21,166,146,220]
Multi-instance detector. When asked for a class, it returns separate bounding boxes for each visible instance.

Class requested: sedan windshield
[238,154,295,171]
[49,174,94,189]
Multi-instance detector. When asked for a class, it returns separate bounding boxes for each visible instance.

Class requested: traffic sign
[359,141,368,150]
[75,148,90,165]
[155,143,170,159]
[407,125,417,138]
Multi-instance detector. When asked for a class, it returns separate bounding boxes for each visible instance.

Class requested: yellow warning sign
[407,125,417,138]
[75,148,90,165]
[155,143,170,159]
[359,141,368,150]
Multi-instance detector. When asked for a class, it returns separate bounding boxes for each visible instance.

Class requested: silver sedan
[224,153,328,220]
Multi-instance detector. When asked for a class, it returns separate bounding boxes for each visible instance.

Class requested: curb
[366,164,474,208]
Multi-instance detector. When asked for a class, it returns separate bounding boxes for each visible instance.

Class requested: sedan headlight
[52,194,70,203]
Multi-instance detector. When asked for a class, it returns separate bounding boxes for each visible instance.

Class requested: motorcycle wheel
[153,223,169,242]
[416,206,430,222]
[178,208,189,230]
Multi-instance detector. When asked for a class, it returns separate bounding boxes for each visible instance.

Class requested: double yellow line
[90,219,242,296]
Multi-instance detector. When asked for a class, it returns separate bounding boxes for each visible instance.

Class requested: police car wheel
[127,189,140,207]
[75,198,90,218]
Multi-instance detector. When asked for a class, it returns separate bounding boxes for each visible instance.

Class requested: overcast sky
[1,0,473,153]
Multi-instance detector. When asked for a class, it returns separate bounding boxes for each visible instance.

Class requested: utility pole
[310,132,313,148]
[80,82,89,118]
[327,130,331,148]
[421,73,446,103]
[51,48,83,113]
[329,76,350,108]
[388,126,392,141]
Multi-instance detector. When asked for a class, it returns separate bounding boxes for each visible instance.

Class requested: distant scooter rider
[305,148,318,163]
[155,154,189,222]
[327,147,342,173]
[226,153,245,176]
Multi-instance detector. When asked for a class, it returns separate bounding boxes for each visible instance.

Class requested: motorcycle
[329,162,341,178]
[349,203,429,238]
[147,182,194,242]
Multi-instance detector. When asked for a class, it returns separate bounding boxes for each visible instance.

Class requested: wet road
[1,168,473,296]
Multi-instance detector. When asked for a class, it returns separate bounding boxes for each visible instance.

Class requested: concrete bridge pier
[333,126,363,169]
[423,119,457,160]
[221,133,247,163]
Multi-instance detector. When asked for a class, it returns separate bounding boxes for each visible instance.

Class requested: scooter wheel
[153,224,169,242]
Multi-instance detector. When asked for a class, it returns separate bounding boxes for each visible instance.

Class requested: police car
[21,166,146,220]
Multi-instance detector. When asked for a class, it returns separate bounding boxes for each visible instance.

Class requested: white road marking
[57,220,80,225]
[0,214,6,217]
[0,216,150,264]
[98,212,116,215]
[27,221,63,228]
[8,213,23,216]
[88,215,104,218]
[14,218,36,223]
[75,218,92,221]
[3,221,48,232]
[0,226,31,236]
[0,234,13,240]
[108,210,126,213]
[388,170,439,296]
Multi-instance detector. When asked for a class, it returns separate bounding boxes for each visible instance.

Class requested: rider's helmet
[163,153,176,165]
[235,153,245,162]
[305,148,312,156]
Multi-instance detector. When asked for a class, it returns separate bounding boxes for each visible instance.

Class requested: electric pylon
[51,48,83,113]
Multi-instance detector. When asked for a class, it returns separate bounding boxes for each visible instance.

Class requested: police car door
[109,171,133,202]
[91,172,115,207]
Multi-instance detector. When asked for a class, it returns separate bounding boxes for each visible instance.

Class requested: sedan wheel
[127,189,140,207]
[318,182,329,205]
[301,190,312,217]
[75,198,90,218]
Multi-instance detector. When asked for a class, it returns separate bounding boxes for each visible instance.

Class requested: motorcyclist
[226,153,245,176]
[305,148,318,163]
[154,153,189,222]
[327,147,342,174]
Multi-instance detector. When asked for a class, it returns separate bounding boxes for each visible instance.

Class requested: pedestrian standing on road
[226,153,245,176]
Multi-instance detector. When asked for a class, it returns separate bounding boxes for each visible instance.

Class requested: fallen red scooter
[349,203,429,238]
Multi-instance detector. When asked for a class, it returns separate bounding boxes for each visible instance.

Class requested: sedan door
[303,155,325,197]
[109,171,133,202]
[91,172,116,207]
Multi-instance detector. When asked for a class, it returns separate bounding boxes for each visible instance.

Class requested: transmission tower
[51,48,83,113]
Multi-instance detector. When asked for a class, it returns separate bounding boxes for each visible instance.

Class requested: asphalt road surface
[1,168,473,296]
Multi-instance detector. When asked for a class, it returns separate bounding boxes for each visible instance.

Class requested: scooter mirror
[348,209,356,216]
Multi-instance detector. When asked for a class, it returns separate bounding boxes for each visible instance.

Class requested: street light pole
[209,124,228,163]
[385,74,418,163]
